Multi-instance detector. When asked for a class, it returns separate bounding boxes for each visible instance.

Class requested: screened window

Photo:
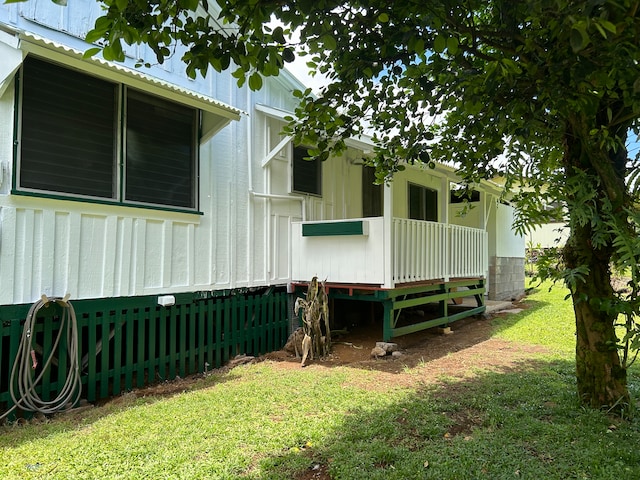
[362,166,383,217]
[20,57,117,198]
[18,56,198,210]
[409,183,438,222]
[125,90,196,208]
[292,146,321,196]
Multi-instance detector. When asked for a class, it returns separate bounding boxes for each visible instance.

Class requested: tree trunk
[567,225,629,412]
[563,116,631,413]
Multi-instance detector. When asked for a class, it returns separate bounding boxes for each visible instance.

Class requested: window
[362,166,383,217]
[18,56,198,210]
[409,183,438,221]
[292,146,321,195]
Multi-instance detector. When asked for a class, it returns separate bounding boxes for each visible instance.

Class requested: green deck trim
[302,220,367,236]
[294,278,486,342]
[446,305,486,323]
[296,278,486,342]
[394,292,450,310]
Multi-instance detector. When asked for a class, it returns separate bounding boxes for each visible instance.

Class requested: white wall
[0,0,522,305]
[494,202,525,258]
[0,0,309,305]
[526,222,568,249]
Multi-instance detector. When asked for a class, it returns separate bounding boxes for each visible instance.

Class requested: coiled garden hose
[0,296,82,422]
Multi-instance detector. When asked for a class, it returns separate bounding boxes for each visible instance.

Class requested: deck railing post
[384,184,394,288]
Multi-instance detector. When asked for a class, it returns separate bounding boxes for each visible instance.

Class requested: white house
[0,0,524,417]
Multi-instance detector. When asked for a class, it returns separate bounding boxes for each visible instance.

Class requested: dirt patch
[112,301,542,400]
[264,304,547,389]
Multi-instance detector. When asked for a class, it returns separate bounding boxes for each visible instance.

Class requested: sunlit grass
[492,280,576,355]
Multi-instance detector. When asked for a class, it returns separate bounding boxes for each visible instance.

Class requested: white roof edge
[18,30,245,120]
[255,104,376,154]
[344,136,374,153]
[255,103,295,120]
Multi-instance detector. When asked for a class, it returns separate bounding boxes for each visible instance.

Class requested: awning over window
[1,29,244,140]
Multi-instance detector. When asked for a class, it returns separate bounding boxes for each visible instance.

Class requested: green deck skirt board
[390,306,486,338]
[0,288,289,419]
[393,287,485,310]
[302,220,368,236]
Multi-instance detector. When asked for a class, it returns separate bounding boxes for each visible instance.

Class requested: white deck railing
[393,219,487,284]
[291,218,487,287]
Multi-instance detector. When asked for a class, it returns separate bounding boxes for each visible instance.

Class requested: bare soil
[265,303,546,387]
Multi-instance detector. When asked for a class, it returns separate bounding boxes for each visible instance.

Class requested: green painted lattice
[0,289,289,418]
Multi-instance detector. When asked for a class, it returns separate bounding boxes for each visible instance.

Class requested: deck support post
[382,299,394,342]
[438,283,448,324]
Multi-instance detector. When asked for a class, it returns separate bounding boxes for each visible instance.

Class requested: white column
[383,182,394,288]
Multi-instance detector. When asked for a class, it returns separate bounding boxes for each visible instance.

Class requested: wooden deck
[293,277,486,341]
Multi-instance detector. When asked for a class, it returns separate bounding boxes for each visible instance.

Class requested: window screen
[362,166,383,217]
[125,89,196,208]
[19,57,116,198]
[409,183,438,221]
[292,146,321,195]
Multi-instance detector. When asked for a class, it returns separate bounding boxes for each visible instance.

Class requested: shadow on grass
[255,358,640,480]
[490,299,550,334]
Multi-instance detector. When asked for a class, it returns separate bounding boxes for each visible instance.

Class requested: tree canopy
[57,0,640,413]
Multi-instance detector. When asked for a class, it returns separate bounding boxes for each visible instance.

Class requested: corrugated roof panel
[19,30,245,120]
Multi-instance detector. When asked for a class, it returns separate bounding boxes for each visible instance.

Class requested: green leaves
[570,22,590,52]
[82,47,102,59]
[248,72,263,90]
[433,34,446,54]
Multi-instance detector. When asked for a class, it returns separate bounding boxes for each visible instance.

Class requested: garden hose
[0,296,82,422]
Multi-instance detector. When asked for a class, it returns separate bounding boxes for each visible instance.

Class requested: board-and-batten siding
[0,205,188,304]
[0,113,269,306]
[0,0,379,306]
[0,0,311,306]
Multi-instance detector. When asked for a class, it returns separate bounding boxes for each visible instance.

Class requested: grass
[493,279,576,355]
[2,281,640,479]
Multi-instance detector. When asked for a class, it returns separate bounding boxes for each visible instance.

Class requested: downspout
[246,86,254,286]
[250,191,306,211]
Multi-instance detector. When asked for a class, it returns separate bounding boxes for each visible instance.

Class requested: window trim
[13,55,203,214]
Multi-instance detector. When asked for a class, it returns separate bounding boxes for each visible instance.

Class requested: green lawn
[2,281,640,479]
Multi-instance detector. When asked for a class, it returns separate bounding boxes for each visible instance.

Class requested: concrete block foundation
[489,256,525,301]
